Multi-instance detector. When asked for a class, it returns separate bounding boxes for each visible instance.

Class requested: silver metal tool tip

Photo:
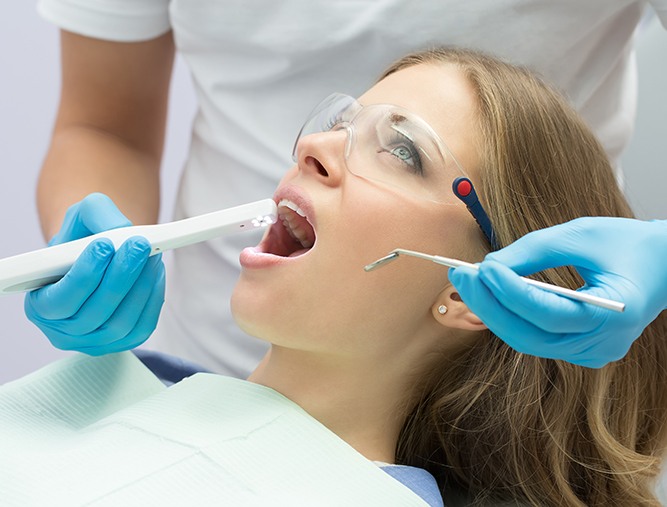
[364,251,400,272]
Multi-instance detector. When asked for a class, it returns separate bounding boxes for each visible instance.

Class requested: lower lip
[239,247,308,269]
[240,247,278,269]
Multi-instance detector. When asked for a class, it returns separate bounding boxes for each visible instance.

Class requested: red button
[457,179,472,197]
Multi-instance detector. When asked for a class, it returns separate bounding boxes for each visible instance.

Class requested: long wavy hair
[385,48,667,506]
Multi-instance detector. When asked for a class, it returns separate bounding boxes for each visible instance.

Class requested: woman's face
[232,63,485,359]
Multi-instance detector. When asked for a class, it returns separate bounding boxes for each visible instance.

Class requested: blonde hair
[384,48,667,506]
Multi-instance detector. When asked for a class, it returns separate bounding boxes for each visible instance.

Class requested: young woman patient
[230,47,667,506]
[5,48,667,507]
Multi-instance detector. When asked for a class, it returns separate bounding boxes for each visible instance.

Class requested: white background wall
[621,15,667,219]
[0,5,665,383]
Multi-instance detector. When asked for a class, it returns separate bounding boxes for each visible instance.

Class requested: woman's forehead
[361,64,476,122]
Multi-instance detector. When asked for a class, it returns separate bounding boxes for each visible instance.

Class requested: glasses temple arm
[452,177,499,250]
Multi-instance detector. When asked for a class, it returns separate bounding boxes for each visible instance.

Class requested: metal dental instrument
[364,248,625,313]
[0,199,277,295]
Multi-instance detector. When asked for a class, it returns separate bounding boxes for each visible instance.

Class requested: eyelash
[323,114,344,132]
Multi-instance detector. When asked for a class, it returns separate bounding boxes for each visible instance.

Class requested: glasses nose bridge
[333,121,355,160]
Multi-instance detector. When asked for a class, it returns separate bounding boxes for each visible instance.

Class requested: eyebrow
[389,112,408,124]
[388,113,415,141]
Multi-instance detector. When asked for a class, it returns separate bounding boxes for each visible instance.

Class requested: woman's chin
[230,283,280,342]
[229,286,255,330]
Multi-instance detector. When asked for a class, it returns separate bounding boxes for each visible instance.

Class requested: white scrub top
[38,0,667,376]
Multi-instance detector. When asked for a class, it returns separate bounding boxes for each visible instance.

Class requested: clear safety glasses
[292,93,498,249]
[292,93,466,206]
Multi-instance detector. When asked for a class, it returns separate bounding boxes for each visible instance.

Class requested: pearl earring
[438,305,448,315]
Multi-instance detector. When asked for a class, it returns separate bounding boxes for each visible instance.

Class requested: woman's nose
[294,129,348,186]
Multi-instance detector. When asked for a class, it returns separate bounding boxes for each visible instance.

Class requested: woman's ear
[431,285,487,331]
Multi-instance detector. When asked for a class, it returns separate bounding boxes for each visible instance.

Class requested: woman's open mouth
[271,199,316,257]
[240,195,317,268]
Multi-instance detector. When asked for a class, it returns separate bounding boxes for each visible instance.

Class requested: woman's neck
[247,345,416,463]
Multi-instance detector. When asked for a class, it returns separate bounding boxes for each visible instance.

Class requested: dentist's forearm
[37,30,175,241]
[37,125,161,241]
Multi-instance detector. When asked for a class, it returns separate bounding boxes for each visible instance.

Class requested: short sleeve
[37,0,171,42]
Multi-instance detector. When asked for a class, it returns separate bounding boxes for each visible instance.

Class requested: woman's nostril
[307,156,329,177]
[316,161,328,177]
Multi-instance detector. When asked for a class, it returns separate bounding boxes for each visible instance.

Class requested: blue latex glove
[448,217,667,368]
[25,193,165,355]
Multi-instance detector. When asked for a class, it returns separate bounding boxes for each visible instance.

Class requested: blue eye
[391,145,415,164]
[388,140,424,175]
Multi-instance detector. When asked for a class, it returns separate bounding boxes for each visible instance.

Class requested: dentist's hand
[24,193,165,355]
[448,217,667,368]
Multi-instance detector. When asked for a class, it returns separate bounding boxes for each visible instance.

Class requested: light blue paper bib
[0,353,428,506]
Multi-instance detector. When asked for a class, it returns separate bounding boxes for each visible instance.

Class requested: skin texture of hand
[25,193,165,355]
[448,217,667,368]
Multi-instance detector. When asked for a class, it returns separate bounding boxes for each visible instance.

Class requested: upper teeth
[277,199,313,249]
[278,199,306,217]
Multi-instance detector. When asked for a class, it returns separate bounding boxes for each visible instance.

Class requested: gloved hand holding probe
[448,217,667,368]
[24,193,166,355]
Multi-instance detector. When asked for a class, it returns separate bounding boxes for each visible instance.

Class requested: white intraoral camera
[0,199,277,295]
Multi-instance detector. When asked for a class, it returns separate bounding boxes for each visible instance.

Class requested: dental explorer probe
[364,248,625,313]
[0,199,277,295]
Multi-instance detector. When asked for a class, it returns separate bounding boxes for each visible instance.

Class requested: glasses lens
[293,94,466,204]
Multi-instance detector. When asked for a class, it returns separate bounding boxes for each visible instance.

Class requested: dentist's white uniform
[38,0,667,377]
